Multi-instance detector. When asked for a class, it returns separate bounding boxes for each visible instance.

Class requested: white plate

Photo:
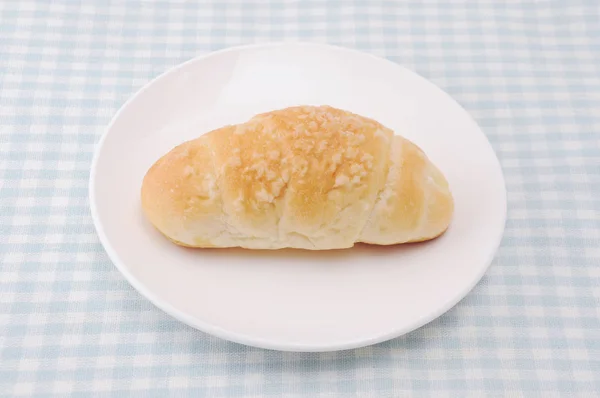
[90,43,506,352]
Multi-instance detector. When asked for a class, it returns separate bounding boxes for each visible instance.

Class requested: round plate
[90,43,506,352]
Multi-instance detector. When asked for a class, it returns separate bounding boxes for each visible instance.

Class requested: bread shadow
[177,240,437,260]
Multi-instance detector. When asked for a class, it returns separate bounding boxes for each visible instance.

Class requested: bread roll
[141,105,453,250]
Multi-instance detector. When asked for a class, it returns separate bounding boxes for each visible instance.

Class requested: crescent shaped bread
[141,105,453,250]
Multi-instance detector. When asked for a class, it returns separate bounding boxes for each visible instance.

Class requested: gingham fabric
[1,1,599,396]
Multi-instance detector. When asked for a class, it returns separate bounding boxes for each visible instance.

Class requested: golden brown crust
[141,105,453,250]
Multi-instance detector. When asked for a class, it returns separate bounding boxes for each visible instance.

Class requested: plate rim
[89,41,507,352]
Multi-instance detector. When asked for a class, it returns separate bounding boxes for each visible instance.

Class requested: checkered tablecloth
[1,1,599,396]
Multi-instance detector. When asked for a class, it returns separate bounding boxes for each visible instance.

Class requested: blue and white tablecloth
[1,1,599,396]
